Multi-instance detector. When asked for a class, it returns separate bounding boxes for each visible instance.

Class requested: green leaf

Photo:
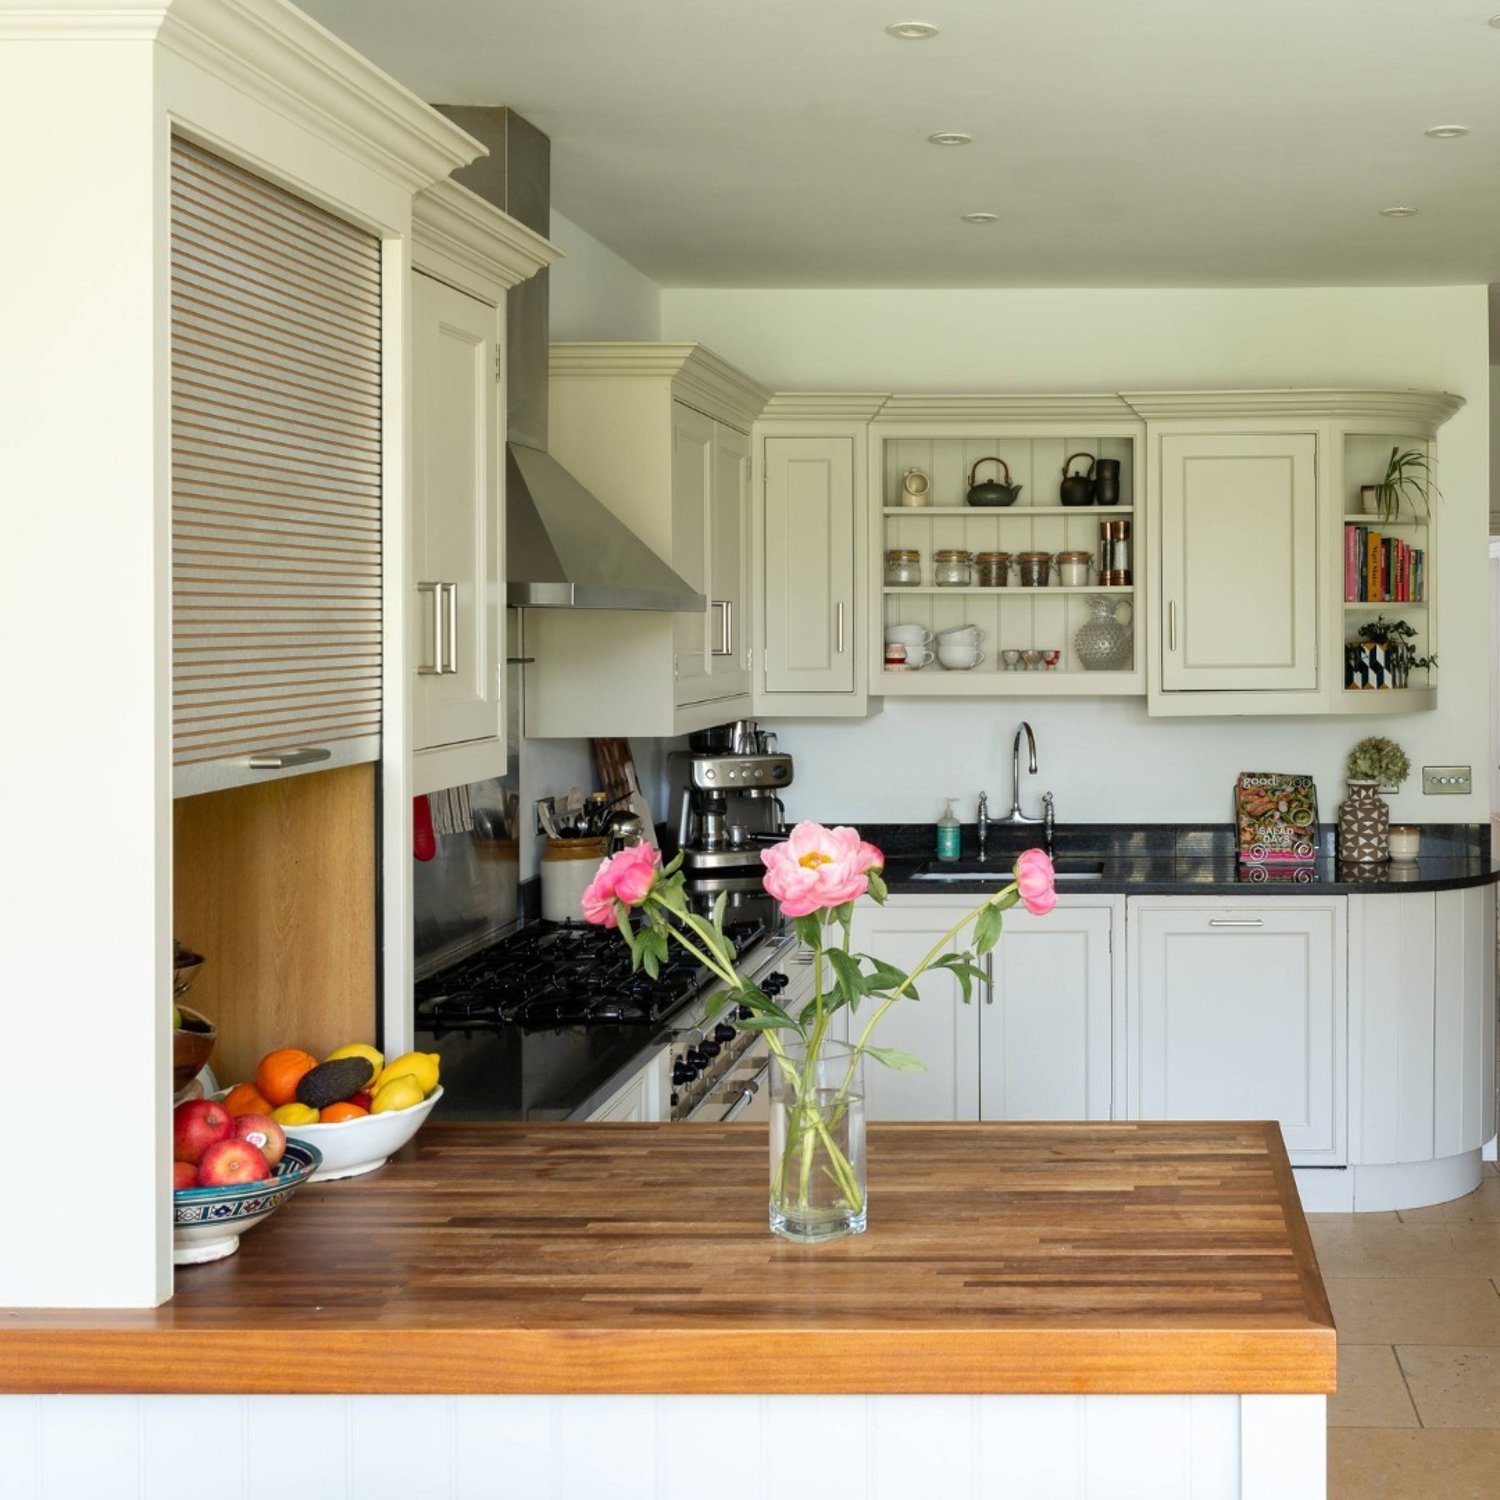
[974,903,1004,955]
[710,889,728,933]
[702,991,726,1022]
[735,993,797,1028]
[792,913,823,951]
[858,956,909,993]
[995,887,1020,912]
[863,1046,927,1072]
[642,946,660,979]
[661,850,684,878]
[825,946,868,999]
[654,880,688,915]
[866,868,888,904]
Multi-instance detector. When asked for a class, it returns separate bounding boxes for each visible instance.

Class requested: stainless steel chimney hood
[434,105,703,613]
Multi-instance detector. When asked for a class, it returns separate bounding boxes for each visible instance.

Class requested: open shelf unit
[1338,432,1436,709]
[872,426,1143,695]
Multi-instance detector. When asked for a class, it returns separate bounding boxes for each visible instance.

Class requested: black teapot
[1059,452,1096,507]
[966,456,1022,507]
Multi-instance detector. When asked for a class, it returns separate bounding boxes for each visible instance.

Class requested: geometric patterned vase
[1337,779,1390,864]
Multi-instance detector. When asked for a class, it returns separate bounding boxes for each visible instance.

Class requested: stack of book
[1345,524,1424,604]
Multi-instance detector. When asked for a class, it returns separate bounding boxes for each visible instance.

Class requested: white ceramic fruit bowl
[172,1139,321,1266]
[267,1087,442,1182]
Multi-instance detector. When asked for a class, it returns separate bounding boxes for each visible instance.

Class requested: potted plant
[581,827,1056,1243]
[1360,446,1436,522]
[1338,736,1410,865]
[1347,615,1436,690]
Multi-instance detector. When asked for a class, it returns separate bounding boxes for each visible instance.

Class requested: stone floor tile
[1310,1221,1462,1278]
[1329,1427,1500,1498]
[1324,1277,1500,1345]
[1396,1345,1500,1428]
[1397,1174,1500,1225]
[1328,1345,1419,1429]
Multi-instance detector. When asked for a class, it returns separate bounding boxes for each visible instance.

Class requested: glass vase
[768,1039,866,1243]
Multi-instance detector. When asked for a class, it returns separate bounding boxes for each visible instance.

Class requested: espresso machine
[668,721,793,878]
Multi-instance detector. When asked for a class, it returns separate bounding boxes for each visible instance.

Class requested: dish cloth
[429,784,476,838]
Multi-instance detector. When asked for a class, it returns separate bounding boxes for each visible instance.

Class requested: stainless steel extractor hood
[434,105,703,613]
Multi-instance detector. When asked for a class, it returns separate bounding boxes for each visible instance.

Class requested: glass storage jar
[1056,550,1092,586]
[932,549,973,587]
[884,549,922,587]
[975,551,1012,588]
[1016,551,1054,588]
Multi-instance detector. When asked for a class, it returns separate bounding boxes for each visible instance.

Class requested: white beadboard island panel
[0,1393,1323,1500]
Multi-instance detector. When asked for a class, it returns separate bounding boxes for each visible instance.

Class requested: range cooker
[413,903,800,1122]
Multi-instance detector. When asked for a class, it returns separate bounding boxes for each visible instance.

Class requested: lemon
[271,1102,319,1127]
[325,1042,383,1076]
[371,1075,425,1114]
[375,1051,440,1097]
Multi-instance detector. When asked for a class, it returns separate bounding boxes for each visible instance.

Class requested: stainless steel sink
[910,859,1106,884]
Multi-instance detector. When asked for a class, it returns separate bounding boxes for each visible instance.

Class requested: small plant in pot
[1360,446,1437,523]
[1338,736,1410,865]
[1348,615,1436,690]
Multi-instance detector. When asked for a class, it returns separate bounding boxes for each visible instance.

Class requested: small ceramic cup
[1388,825,1420,862]
[1020,649,1042,670]
[886,622,934,650]
[1039,648,1061,670]
[937,625,985,645]
[1000,648,1022,671]
[884,642,908,668]
[938,645,985,670]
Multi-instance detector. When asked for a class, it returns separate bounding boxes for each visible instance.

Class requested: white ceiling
[301,0,1500,288]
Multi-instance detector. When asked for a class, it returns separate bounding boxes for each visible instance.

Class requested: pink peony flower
[581,843,661,928]
[761,823,882,918]
[1014,847,1057,916]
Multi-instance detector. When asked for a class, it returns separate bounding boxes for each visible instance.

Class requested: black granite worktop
[856,822,1500,897]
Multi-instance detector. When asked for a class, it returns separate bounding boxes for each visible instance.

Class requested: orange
[222,1082,272,1118]
[254,1047,318,1108]
[318,1102,368,1123]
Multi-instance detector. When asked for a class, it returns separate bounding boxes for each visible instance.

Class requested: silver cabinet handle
[418,581,444,675]
[1168,600,1177,652]
[790,949,816,966]
[443,581,458,676]
[247,747,332,770]
[711,599,733,657]
[1208,917,1265,928]
[984,951,995,1004]
[836,601,845,654]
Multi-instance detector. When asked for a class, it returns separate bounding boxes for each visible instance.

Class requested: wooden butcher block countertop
[0,1121,1335,1396]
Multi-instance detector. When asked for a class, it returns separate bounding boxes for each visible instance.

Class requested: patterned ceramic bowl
[172,1139,321,1265]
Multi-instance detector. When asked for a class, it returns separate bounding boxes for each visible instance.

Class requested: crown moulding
[3,0,483,194]
[760,393,889,421]
[1119,389,1466,428]
[413,179,560,295]
[549,342,772,426]
[874,393,1137,425]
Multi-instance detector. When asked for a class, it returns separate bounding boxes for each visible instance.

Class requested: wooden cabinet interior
[172,764,378,1085]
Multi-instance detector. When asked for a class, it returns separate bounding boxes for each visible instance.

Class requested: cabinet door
[848,901,980,1121]
[980,906,1114,1121]
[708,421,752,698]
[412,272,501,752]
[1130,902,1344,1162]
[671,401,715,707]
[1159,433,1318,691]
[763,436,855,695]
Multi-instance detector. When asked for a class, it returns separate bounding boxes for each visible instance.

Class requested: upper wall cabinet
[524,343,769,739]
[1158,431,1319,693]
[408,180,556,796]
[1129,390,1463,719]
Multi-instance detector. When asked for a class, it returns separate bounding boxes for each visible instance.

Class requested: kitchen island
[1,1121,1332,1498]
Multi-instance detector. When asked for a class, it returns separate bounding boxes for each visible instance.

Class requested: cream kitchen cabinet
[847,896,1117,1123]
[1127,899,1346,1165]
[752,399,879,716]
[1157,431,1320,695]
[408,182,555,795]
[979,902,1117,1121]
[526,343,769,738]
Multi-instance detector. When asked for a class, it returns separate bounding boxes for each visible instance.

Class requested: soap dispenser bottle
[936,798,961,862]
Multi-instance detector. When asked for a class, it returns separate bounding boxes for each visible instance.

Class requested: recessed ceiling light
[1380,205,1418,218]
[1424,124,1469,139]
[928,131,973,146]
[961,211,1000,225]
[886,20,939,39]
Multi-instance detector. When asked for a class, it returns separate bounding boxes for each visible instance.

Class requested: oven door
[682,1036,771,1123]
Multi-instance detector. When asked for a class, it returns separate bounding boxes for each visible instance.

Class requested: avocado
[296,1055,374,1109]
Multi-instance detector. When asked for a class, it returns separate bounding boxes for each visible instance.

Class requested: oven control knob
[700,1038,721,1059]
[714,1023,736,1044]
[704,769,716,781]
[672,1062,691,1086]
[736,1003,755,1021]
[686,1047,706,1069]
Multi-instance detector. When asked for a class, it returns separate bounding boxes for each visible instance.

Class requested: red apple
[348,1091,373,1112]
[197,1138,271,1187]
[172,1161,200,1191]
[173,1098,234,1164]
[232,1114,286,1169]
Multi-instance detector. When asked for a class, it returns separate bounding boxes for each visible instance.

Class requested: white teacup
[886,623,934,650]
[938,645,985,670]
[937,625,985,645]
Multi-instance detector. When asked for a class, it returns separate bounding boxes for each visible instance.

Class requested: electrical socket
[1421,765,1472,795]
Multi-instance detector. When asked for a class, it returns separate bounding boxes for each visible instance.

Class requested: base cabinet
[1128,900,1346,1165]
[848,897,1116,1123]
